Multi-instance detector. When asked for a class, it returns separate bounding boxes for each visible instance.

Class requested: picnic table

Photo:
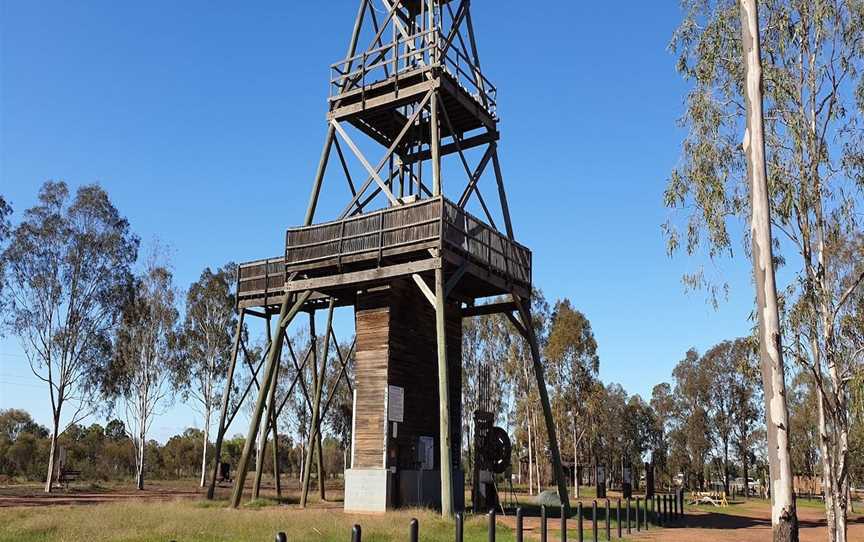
[689,491,729,507]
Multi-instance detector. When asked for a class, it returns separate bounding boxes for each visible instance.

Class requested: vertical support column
[435,268,454,517]
[301,300,335,507]
[207,310,245,500]
[430,92,441,196]
[516,301,571,515]
[230,292,311,508]
[253,317,275,500]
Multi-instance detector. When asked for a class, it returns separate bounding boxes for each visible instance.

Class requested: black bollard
[575,501,581,542]
[275,533,287,542]
[516,507,524,542]
[564,503,570,542]
[488,509,496,542]
[645,495,650,530]
[605,499,611,541]
[656,495,661,526]
[626,497,631,534]
[636,497,641,532]
[456,512,464,542]
[616,499,621,539]
[351,524,362,542]
[541,505,548,542]
[592,500,598,542]
[410,518,419,542]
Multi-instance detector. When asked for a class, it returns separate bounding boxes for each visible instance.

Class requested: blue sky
[0,1,756,442]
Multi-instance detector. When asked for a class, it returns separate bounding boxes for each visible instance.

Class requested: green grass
[0,498,647,542]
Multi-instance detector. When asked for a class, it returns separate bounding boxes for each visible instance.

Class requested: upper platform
[236,197,531,311]
[328,28,498,153]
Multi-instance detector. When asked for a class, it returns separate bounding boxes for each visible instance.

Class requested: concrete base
[345,468,464,512]
[344,469,392,512]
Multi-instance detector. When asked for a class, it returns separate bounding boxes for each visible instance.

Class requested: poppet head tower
[210,0,570,516]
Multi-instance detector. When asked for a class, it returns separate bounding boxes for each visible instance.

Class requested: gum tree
[1,182,138,492]
[666,1,864,539]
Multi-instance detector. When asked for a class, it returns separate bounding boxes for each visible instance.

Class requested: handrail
[329,29,497,116]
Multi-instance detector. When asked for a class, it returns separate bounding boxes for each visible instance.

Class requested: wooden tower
[209,0,571,516]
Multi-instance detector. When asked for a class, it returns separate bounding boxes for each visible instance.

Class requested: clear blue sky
[0,1,756,442]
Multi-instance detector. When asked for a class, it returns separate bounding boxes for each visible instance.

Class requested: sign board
[418,436,434,470]
[388,385,404,423]
[623,467,632,484]
[597,465,606,484]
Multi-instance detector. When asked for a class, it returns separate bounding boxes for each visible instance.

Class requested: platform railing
[329,28,497,116]
[283,197,530,287]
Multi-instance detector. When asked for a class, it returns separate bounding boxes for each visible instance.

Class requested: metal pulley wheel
[484,426,512,474]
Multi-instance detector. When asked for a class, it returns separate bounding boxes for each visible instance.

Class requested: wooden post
[430,92,441,197]
[435,267,454,516]
[207,309,245,500]
[516,301,571,515]
[253,317,275,500]
[301,299,335,507]
[738,2,798,540]
[230,291,311,508]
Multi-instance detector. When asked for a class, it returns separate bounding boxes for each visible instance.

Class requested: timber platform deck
[328,28,497,152]
[236,197,531,310]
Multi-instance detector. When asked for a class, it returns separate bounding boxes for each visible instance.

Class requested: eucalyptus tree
[544,299,599,496]
[179,264,237,487]
[671,349,713,490]
[667,1,864,538]
[107,254,181,490]
[1,182,138,492]
[0,196,11,312]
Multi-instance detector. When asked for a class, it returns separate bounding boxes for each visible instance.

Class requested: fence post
[456,512,464,542]
[541,504,548,542]
[351,524,361,542]
[563,503,570,542]
[275,533,287,542]
[488,509,496,542]
[516,507,523,542]
[592,500,598,542]
[410,518,419,542]
[626,497,631,534]
[636,497,641,532]
[605,499,610,541]
[616,499,621,539]
[646,496,650,531]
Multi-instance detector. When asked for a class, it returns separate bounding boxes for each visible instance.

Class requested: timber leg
[435,267,454,517]
[253,317,275,500]
[230,291,311,508]
[516,299,571,515]
[207,310,245,500]
[301,299,335,507]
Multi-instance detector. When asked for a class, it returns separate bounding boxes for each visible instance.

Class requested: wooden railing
[329,28,497,116]
[284,197,531,286]
[237,197,531,303]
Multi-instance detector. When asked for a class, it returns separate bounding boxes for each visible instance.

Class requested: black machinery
[472,360,515,513]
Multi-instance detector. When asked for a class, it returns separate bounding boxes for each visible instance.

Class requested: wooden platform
[329,28,497,153]
[236,197,531,310]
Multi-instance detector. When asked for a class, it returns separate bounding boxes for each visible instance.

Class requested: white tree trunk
[44,416,60,493]
[739,2,798,540]
[200,402,211,487]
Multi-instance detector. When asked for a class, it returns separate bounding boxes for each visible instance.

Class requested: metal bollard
[616,499,621,539]
[456,512,464,542]
[541,504,548,542]
[516,507,523,542]
[410,518,419,542]
[575,501,581,542]
[564,503,570,542]
[275,533,287,542]
[646,496,650,530]
[605,499,611,541]
[636,497,641,532]
[592,500,598,542]
[351,524,361,542]
[626,497,631,534]
[488,509,496,542]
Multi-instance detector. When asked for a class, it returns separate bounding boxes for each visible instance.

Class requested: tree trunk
[738,2,798,540]
[44,416,60,493]
[743,451,749,501]
[137,429,146,490]
[200,402,211,488]
[817,380,838,542]
[724,441,730,496]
